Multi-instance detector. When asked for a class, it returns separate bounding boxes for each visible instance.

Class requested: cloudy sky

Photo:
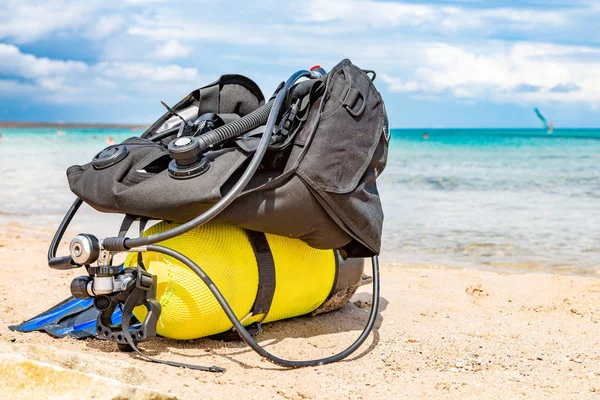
[1,0,599,127]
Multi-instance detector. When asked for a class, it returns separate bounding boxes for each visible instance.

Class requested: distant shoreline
[1,122,599,130]
[0,121,147,130]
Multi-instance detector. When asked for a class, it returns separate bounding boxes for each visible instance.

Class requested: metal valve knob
[69,234,100,265]
[167,137,210,179]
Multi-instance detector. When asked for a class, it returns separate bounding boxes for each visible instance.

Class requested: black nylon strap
[118,215,149,269]
[118,214,137,238]
[342,87,367,117]
[137,218,149,270]
[245,230,276,318]
[139,218,148,235]
[344,88,360,109]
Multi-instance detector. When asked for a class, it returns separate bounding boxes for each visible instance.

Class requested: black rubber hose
[123,70,312,249]
[196,99,274,153]
[48,198,82,261]
[47,198,83,269]
[146,244,380,368]
[148,125,180,143]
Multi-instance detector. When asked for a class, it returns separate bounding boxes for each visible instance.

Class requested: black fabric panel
[217,175,353,249]
[219,84,259,116]
[217,75,265,109]
[143,74,264,139]
[245,230,276,317]
[67,138,252,219]
[297,60,381,194]
[293,60,387,254]
[197,83,220,116]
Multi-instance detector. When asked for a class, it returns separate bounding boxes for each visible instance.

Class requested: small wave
[425,177,460,190]
[385,173,600,197]
[460,242,518,258]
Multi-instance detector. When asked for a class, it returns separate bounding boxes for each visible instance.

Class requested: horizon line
[0,121,598,130]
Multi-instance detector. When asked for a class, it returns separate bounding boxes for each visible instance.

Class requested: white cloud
[154,40,191,59]
[299,0,565,32]
[381,42,600,104]
[0,43,88,78]
[122,0,167,3]
[86,14,125,39]
[0,43,206,104]
[302,0,437,25]
[1,0,600,117]
[127,18,268,45]
[0,0,106,43]
[96,62,199,82]
[0,79,39,99]
[123,0,568,50]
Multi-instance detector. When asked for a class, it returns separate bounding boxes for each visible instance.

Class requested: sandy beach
[2,0,600,398]
[1,225,598,399]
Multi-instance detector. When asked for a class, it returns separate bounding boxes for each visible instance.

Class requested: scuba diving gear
[17,59,388,372]
[137,245,379,370]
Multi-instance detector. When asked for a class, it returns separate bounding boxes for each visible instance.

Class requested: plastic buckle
[135,267,154,291]
[343,88,367,117]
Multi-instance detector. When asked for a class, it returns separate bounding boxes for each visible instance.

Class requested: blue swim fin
[9,296,124,339]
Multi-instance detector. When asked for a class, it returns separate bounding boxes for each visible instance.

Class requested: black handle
[48,255,79,270]
[48,199,83,270]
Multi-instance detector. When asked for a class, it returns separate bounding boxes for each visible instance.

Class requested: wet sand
[1,227,599,399]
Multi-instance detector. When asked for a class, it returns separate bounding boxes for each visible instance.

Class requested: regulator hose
[195,99,274,153]
[145,244,380,369]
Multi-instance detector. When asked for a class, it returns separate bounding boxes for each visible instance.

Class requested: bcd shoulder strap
[208,229,276,342]
[245,230,276,318]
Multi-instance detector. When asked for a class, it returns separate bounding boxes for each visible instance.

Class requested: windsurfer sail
[534,108,554,134]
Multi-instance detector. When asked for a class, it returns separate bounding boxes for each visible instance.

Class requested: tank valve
[167,136,210,179]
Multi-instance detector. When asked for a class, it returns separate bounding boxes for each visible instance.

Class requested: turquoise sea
[0,127,598,274]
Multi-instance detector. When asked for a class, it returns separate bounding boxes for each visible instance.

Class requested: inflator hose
[149,98,274,144]
[195,99,274,153]
[145,244,380,369]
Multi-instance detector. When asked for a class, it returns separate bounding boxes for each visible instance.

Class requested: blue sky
[1,0,599,128]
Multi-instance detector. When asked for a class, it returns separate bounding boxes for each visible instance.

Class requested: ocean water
[381,128,600,274]
[0,127,598,274]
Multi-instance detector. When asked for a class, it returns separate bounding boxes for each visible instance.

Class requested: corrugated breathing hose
[195,98,274,153]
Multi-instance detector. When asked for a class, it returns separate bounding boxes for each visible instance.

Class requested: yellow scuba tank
[125,221,362,340]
